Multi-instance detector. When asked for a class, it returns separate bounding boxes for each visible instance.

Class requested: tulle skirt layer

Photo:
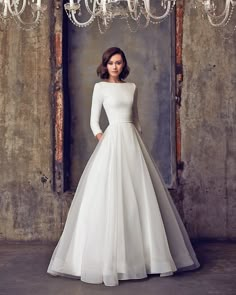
[47,122,200,286]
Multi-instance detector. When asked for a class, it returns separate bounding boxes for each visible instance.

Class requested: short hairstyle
[97,47,130,80]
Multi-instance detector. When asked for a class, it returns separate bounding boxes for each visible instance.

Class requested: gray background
[68,15,176,190]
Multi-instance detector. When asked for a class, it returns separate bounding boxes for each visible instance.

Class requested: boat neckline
[99,81,131,84]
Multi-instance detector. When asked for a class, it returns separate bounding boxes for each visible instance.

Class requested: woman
[47,47,200,286]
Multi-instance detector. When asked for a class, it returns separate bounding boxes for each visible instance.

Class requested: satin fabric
[47,82,199,286]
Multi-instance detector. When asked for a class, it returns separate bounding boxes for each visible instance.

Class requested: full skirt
[47,122,200,286]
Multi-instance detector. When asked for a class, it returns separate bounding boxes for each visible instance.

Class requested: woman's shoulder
[123,81,136,87]
[126,82,137,91]
[126,81,136,86]
[124,81,137,89]
[95,81,136,86]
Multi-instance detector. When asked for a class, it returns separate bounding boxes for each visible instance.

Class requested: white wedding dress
[47,82,200,286]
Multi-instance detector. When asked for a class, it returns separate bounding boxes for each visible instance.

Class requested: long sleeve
[90,83,103,137]
[132,85,142,134]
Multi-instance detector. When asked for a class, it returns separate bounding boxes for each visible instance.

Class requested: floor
[0,242,235,295]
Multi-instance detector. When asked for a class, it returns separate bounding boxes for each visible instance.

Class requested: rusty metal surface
[52,1,64,193]
[175,0,184,173]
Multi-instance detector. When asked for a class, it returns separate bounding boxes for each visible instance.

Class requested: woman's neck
[106,78,122,83]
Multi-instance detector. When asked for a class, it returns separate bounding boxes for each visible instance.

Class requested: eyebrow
[109,60,123,62]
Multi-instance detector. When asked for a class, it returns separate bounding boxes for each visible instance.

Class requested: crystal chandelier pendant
[64,2,81,13]
[195,0,236,37]
[0,0,47,31]
[195,0,236,27]
[64,0,176,33]
[31,2,47,13]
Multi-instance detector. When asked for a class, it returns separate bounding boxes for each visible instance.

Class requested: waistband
[109,120,133,125]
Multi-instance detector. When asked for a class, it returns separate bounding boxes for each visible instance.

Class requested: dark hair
[97,47,130,80]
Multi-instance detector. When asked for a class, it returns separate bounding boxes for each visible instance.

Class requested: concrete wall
[181,2,236,239]
[0,2,235,241]
[0,3,70,241]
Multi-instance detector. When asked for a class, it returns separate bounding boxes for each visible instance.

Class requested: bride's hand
[96,133,103,141]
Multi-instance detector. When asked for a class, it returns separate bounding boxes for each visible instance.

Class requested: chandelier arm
[14,10,41,26]
[1,0,7,18]
[101,0,107,14]
[129,9,142,21]
[143,0,173,21]
[201,0,230,19]
[127,0,138,13]
[127,0,142,20]
[207,7,232,27]
[200,0,233,25]
[85,0,101,16]
[70,10,96,27]
[7,0,27,16]
[207,15,228,27]
[142,15,150,27]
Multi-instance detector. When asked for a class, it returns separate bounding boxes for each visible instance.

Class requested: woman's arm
[90,83,103,140]
[132,85,142,134]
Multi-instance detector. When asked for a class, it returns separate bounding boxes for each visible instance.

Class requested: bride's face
[106,54,124,80]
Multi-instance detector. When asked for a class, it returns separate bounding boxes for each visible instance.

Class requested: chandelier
[64,0,177,33]
[195,0,236,27]
[0,0,47,30]
[0,1,235,33]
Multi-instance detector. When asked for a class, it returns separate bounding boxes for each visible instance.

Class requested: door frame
[51,0,185,194]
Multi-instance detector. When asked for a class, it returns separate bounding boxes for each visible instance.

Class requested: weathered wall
[181,2,236,239]
[0,3,70,241]
[0,2,235,242]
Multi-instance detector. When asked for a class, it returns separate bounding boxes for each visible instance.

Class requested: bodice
[90,81,141,136]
